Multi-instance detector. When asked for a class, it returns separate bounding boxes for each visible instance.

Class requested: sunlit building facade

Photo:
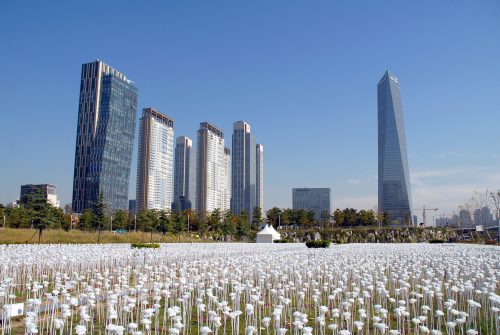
[136,108,174,212]
[196,122,228,213]
[72,60,138,212]
[377,70,413,225]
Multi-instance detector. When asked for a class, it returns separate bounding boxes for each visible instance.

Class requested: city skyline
[1,2,499,218]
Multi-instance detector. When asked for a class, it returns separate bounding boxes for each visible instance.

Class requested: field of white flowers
[0,243,498,335]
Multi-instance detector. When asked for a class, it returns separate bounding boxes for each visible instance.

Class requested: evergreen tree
[24,190,56,243]
[113,209,128,230]
[251,207,263,230]
[79,209,94,231]
[221,210,236,238]
[92,192,108,243]
[237,210,250,239]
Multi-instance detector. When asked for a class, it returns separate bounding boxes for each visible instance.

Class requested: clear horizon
[1,1,499,222]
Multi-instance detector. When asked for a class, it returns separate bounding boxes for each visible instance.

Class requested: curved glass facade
[72,60,137,213]
[377,71,413,225]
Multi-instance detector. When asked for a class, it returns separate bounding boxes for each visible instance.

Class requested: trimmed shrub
[429,239,446,244]
[131,243,160,249]
[273,239,288,243]
[305,240,331,248]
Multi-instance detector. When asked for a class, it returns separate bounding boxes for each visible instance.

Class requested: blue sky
[1,1,499,219]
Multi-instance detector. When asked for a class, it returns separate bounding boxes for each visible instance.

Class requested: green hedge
[429,239,446,244]
[131,243,160,248]
[305,240,331,248]
[273,239,288,243]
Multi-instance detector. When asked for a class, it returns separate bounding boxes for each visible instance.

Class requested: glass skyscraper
[256,144,264,212]
[173,136,195,211]
[292,188,331,221]
[231,121,256,217]
[136,108,174,212]
[377,70,413,225]
[72,60,138,213]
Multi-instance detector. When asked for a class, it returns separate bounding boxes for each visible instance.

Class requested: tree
[208,209,222,233]
[24,190,56,243]
[221,210,236,239]
[6,206,29,228]
[137,209,152,234]
[236,211,250,239]
[62,213,72,231]
[383,211,391,227]
[112,209,128,230]
[252,207,263,230]
[320,210,331,228]
[266,207,281,226]
[92,192,108,243]
[333,209,344,227]
[146,210,159,241]
[158,210,170,235]
[79,209,94,231]
[172,211,186,236]
[0,205,5,228]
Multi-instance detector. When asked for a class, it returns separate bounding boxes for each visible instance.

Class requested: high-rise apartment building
[292,188,331,221]
[196,122,228,213]
[377,70,413,225]
[231,121,256,216]
[256,144,264,212]
[20,184,59,207]
[136,108,174,212]
[72,60,138,213]
[223,147,232,212]
[173,136,195,211]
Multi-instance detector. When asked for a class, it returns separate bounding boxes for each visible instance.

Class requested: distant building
[256,144,264,212]
[128,199,136,213]
[223,147,232,212]
[171,195,192,212]
[231,121,256,217]
[72,60,138,213]
[20,184,59,207]
[173,136,195,211]
[377,70,413,225]
[196,122,229,213]
[473,207,495,226]
[292,188,331,222]
[136,108,174,212]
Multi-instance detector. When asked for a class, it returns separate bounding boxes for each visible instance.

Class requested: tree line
[0,192,392,242]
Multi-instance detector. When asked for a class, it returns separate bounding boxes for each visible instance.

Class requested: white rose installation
[0,243,498,334]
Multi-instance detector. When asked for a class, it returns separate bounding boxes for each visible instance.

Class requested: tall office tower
[223,147,232,212]
[231,121,256,217]
[136,108,174,212]
[377,70,413,225]
[256,144,264,212]
[173,136,195,211]
[196,122,228,214]
[20,184,59,207]
[72,60,138,213]
[292,188,331,222]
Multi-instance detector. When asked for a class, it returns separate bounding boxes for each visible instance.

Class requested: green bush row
[429,239,447,243]
[305,240,331,248]
[273,239,288,243]
[131,243,160,248]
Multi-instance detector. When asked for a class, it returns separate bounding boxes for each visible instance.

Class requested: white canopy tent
[256,225,281,243]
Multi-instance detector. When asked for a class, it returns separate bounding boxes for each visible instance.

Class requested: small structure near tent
[256,224,281,243]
